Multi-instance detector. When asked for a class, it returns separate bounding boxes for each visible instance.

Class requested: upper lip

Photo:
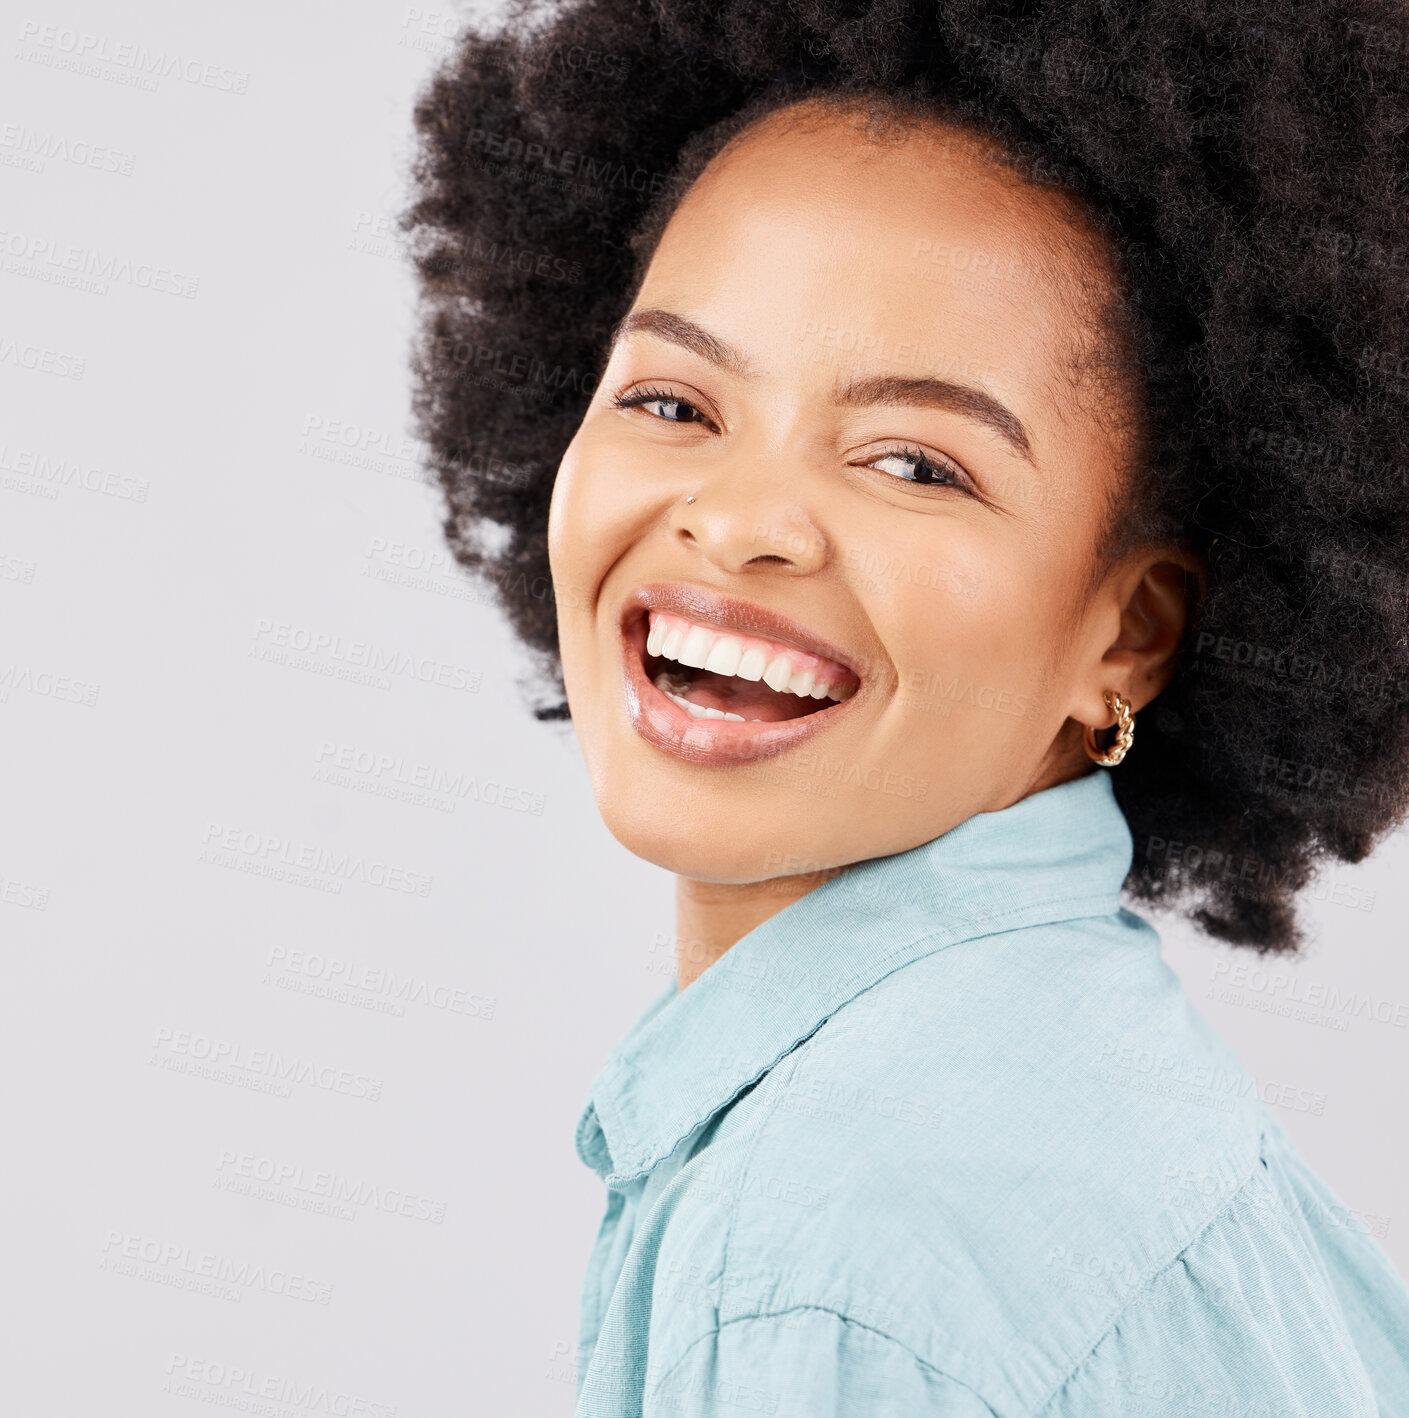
[619,582,866,679]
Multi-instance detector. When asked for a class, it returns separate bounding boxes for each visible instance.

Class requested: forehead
[633,104,1119,445]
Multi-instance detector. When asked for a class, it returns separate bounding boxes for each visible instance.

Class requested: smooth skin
[547,99,1194,989]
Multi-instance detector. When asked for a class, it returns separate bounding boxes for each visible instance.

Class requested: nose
[667,465,828,577]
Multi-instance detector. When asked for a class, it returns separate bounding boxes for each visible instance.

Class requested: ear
[1071,544,1202,730]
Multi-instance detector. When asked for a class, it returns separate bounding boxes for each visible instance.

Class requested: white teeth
[736,647,768,682]
[702,635,744,677]
[647,614,856,704]
[659,684,745,721]
[762,655,795,692]
[663,686,705,717]
[678,625,713,668]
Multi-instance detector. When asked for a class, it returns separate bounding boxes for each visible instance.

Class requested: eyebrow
[833,372,1032,463]
[611,307,1034,463]
[613,308,755,378]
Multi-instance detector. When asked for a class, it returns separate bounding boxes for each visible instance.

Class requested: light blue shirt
[572,772,1409,1416]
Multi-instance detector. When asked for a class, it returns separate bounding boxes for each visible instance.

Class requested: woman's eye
[866,446,966,488]
[612,387,709,425]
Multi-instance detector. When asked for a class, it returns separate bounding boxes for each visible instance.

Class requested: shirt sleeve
[641,1308,997,1417]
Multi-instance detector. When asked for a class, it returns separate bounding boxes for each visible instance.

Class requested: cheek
[548,456,614,632]
[548,430,653,589]
[547,442,592,585]
[869,530,1077,708]
[548,432,667,698]
[546,445,602,696]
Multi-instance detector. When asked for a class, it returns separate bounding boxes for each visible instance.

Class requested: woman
[405,3,1409,1412]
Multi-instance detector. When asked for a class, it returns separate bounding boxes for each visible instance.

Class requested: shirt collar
[575,770,1133,1186]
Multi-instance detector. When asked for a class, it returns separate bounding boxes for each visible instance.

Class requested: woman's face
[549,102,1166,881]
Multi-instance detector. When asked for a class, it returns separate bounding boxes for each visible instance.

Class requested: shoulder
[732,908,1266,1222]
[672,911,1283,1409]
[645,913,1405,1412]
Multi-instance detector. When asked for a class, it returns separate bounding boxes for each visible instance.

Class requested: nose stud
[685,495,696,504]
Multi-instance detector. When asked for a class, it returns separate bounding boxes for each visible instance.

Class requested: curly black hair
[402,0,1409,954]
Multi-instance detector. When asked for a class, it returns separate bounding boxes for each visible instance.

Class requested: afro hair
[403,0,1409,953]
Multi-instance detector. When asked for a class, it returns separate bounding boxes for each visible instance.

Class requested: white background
[2,3,1404,1414]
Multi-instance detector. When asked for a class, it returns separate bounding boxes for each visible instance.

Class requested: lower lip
[618,613,861,765]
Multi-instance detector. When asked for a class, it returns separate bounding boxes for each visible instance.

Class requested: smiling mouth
[640,610,860,723]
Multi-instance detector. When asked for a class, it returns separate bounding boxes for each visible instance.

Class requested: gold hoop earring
[1083,690,1135,767]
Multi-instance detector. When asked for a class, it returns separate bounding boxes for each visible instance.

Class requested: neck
[670,747,1099,991]
[674,868,843,990]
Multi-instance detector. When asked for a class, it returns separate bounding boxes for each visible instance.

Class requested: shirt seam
[647,1305,1002,1415]
[597,891,1121,1185]
[1030,1135,1267,1417]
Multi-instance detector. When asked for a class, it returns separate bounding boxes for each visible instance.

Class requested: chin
[591,790,843,883]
